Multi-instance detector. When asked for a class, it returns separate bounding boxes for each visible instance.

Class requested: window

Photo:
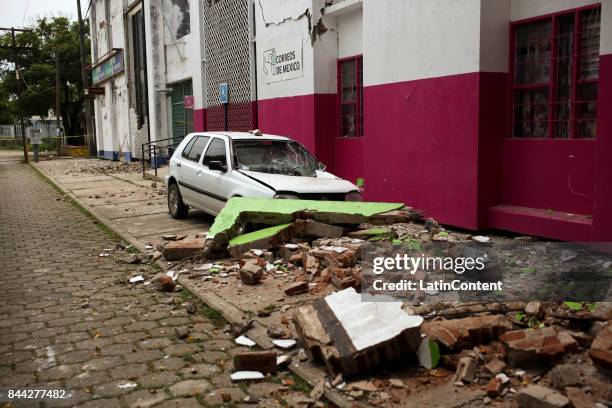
[510,6,600,139]
[131,8,148,129]
[202,138,227,167]
[181,136,209,162]
[338,56,363,137]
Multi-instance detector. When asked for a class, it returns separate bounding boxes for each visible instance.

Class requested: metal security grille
[171,80,194,145]
[203,0,254,131]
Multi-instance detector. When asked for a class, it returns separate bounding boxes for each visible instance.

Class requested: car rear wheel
[168,183,188,219]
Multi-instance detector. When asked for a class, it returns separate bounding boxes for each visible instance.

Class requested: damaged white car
[165,131,361,219]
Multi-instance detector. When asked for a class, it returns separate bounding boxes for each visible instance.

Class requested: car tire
[168,183,188,219]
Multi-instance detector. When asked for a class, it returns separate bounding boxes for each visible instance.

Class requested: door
[170,80,193,148]
[198,137,232,214]
[177,135,210,205]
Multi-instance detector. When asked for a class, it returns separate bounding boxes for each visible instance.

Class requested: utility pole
[55,52,62,154]
[0,27,31,163]
[76,0,95,156]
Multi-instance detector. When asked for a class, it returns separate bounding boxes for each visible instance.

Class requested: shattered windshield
[233,140,321,177]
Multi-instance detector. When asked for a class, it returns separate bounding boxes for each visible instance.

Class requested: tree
[0,17,90,140]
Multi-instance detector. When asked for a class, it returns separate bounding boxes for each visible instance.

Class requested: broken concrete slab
[485,377,503,398]
[163,238,205,261]
[421,315,513,351]
[239,259,263,285]
[293,287,423,377]
[233,351,277,373]
[454,357,477,383]
[564,387,597,408]
[284,281,309,296]
[205,197,409,248]
[500,327,578,366]
[484,358,506,375]
[515,385,570,408]
[227,223,294,258]
[294,219,344,238]
[548,364,583,389]
[588,322,611,369]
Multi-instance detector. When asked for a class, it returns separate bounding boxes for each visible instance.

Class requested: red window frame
[509,4,601,139]
[337,55,363,137]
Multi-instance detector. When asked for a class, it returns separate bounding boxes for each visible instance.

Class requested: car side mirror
[208,161,226,172]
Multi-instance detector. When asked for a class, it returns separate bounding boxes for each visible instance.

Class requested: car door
[176,135,210,207]
[199,137,232,214]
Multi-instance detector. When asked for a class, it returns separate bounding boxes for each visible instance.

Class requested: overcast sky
[1,0,86,29]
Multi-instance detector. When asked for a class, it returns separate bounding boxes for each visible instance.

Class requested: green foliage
[0,17,90,135]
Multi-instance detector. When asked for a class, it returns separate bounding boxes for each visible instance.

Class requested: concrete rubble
[139,198,611,407]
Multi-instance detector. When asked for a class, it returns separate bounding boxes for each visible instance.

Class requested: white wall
[337,9,363,59]
[162,0,192,84]
[511,0,599,21]
[363,0,482,87]
[255,0,315,100]
[480,0,510,72]
[190,0,205,109]
[600,0,611,55]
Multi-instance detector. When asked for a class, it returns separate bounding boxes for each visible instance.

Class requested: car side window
[180,137,197,160]
[183,136,210,162]
[202,138,227,167]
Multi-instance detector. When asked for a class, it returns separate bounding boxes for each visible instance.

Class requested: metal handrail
[141,136,183,178]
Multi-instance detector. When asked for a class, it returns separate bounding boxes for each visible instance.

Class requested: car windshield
[233,140,321,177]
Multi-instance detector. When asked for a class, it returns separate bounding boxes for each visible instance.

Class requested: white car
[165,131,361,219]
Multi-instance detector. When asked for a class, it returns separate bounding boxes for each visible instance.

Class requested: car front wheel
[168,183,188,219]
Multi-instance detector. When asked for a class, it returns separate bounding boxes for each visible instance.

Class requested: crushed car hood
[241,170,358,193]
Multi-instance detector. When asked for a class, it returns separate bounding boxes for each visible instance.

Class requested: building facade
[88,0,612,241]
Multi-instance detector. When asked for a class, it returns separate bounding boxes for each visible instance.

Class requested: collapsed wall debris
[203,197,420,255]
[293,287,423,377]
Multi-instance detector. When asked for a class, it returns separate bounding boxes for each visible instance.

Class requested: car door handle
[196,170,202,176]
[176,162,182,167]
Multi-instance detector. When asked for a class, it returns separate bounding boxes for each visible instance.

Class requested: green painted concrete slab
[228,223,292,246]
[208,197,404,239]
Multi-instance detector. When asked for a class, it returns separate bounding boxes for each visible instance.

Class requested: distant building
[88,0,612,242]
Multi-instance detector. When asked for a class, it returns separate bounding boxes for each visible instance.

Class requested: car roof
[188,131,290,141]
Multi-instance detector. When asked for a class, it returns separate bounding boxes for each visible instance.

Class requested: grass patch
[288,374,311,393]
[199,305,225,328]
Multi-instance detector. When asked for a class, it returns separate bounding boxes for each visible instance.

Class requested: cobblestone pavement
[0,161,310,407]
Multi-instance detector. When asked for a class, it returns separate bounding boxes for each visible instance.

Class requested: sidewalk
[35,158,213,250]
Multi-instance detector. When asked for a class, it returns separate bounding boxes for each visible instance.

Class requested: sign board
[91,49,124,86]
[262,38,304,84]
[30,129,42,145]
[86,87,105,96]
[184,95,194,109]
[219,83,228,104]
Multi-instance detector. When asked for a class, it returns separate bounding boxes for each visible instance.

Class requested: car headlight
[345,191,362,201]
[273,193,300,200]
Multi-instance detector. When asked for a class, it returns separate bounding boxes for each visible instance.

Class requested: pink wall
[477,73,507,227]
[499,140,595,215]
[193,108,206,132]
[257,94,338,173]
[333,138,364,186]
[592,54,612,241]
[363,73,482,229]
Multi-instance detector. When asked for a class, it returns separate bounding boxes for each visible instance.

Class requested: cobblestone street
[0,160,307,407]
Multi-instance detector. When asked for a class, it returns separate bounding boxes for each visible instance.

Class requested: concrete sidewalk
[34,158,214,250]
